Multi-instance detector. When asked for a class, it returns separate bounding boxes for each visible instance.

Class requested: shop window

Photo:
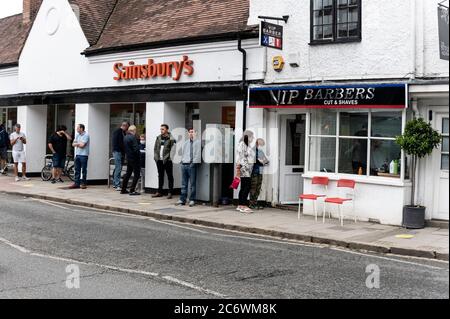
[339,137,367,175]
[311,0,361,44]
[308,109,404,178]
[309,136,336,172]
[442,117,449,171]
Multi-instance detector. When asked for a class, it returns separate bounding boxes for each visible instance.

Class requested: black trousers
[122,159,141,192]
[156,160,174,193]
[238,177,252,206]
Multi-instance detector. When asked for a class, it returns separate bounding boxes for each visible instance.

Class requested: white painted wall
[249,0,449,83]
[0,67,19,96]
[19,0,90,93]
[145,102,185,191]
[17,105,47,173]
[302,175,411,226]
[74,103,110,181]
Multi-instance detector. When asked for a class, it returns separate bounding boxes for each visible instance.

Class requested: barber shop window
[308,109,405,178]
[311,0,362,44]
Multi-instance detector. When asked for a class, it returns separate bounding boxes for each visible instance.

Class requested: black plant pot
[402,205,426,229]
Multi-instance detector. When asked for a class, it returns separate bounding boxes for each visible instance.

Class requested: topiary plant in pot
[396,117,442,229]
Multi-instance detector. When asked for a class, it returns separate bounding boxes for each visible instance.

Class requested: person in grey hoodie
[152,124,176,199]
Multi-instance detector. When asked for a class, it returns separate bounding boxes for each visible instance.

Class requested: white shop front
[248,83,419,226]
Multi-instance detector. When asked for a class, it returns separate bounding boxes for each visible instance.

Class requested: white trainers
[22,177,30,181]
[15,177,20,182]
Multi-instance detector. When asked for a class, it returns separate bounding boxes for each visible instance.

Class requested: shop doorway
[0,107,17,133]
[279,114,306,204]
[432,113,449,220]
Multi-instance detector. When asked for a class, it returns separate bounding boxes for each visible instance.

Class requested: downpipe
[238,37,248,131]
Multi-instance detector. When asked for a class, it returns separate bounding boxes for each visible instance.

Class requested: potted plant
[396,117,442,229]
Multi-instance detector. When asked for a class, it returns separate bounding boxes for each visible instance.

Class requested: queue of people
[1,120,269,213]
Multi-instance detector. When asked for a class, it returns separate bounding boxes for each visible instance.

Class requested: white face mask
[140,141,146,145]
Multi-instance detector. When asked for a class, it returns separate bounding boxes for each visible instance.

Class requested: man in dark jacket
[121,125,141,196]
[0,123,10,175]
[152,124,176,199]
[112,121,129,190]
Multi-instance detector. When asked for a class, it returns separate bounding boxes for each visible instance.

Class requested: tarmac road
[0,193,448,299]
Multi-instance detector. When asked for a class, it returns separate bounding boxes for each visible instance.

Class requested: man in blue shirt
[177,128,201,207]
[69,124,90,189]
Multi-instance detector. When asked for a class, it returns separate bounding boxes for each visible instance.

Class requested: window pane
[348,22,358,37]
[340,112,368,136]
[370,140,402,177]
[313,26,323,40]
[443,118,449,134]
[443,136,449,153]
[349,7,359,22]
[338,0,348,6]
[286,118,306,166]
[339,138,368,175]
[314,11,322,25]
[338,23,348,38]
[323,9,333,24]
[314,0,323,10]
[338,9,348,23]
[339,138,367,175]
[309,137,336,172]
[442,154,449,170]
[323,0,332,8]
[310,109,337,135]
[323,24,333,38]
[371,111,402,138]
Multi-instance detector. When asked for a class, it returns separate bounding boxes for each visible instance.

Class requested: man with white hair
[121,125,141,196]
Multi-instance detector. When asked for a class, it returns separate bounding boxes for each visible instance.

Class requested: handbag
[230,176,241,189]
[230,165,241,189]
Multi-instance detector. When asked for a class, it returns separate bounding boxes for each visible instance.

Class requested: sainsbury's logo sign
[113,56,194,81]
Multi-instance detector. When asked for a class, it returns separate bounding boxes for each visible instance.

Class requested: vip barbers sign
[260,21,283,50]
[438,5,449,61]
[249,84,407,109]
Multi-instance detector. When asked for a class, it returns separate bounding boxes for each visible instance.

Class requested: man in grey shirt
[177,128,201,207]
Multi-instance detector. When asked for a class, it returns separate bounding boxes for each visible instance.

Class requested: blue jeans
[74,155,88,186]
[112,151,122,188]
[180,164,198,203]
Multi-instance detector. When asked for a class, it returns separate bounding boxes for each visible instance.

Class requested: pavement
[0,192,448,299]
[0,175,448,261]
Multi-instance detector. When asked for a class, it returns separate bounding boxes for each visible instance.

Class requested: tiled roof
[0,0,253,66]
[68,0,117,45]
[86,0,254,53]
[0,14,31,67]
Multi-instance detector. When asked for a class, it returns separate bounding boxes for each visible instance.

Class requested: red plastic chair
[324,179,356,226]
[299,177,329,221]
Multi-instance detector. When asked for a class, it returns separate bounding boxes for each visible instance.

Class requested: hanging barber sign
[260,21,283,50]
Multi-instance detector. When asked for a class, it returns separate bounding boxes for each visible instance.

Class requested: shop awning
[249,83,407,109]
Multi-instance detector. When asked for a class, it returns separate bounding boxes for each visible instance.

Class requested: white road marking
[0,236,225,298]
[331,247,448,271]
[30,198,70,210]
[0,237,30,254]
[16,198,450,270]
[38,199,324,247]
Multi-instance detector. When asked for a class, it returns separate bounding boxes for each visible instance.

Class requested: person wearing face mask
[236,130,255,214]
[249,138,269,210]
